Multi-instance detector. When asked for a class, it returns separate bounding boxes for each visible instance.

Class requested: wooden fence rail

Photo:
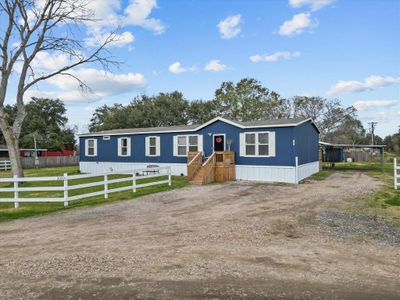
[0,166,172,208]
[0,160,11,171]
[0,156,79,170]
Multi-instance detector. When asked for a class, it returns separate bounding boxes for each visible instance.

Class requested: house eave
[78,117,319,137]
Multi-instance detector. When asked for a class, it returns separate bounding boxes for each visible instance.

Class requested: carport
[319,142,386,171]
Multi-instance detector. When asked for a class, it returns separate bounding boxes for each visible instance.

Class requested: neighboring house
[0,146,48,159]
[0,145,75,158]
[78,117,320,184]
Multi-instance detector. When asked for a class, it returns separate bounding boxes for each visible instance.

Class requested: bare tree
[291,96,357,138]
[0,0,118,176]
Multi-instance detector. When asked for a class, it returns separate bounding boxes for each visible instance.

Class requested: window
[178,136,187,156]
[103,136,110,140]
[244,132,270,157]
[149,137,157,155]
[174,135,202,156]
[188,135,198,152]
[146,136,160,156]
[85,139,97,157]
[118,137,131,157]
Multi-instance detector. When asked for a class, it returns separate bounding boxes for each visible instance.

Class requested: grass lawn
[314,159,400,221]
[0,166,188,223]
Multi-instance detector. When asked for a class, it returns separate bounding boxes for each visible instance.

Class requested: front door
[213,135,225,152]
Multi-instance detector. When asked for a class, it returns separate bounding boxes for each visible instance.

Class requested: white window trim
[85,138,97,157]
[146,136,160,157]
[118,137,131,157]
[242,131,273,157]
[213,133,226,151]
[174,134,202,157]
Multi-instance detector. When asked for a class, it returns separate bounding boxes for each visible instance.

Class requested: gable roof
[79,117,319,137]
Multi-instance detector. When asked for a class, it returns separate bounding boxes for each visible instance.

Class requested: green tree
[89,92,189,132]
[0,98,76,151]
[213,78,286,122]
[187,100,217,124]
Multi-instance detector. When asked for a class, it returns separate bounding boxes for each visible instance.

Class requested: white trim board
[79,117,318,137]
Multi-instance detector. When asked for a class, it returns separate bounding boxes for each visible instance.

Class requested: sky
[5,0,400,137]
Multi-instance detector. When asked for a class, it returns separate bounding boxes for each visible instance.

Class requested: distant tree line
[90,77,396,147]
[0,98,76,151]
[2,79,397,153]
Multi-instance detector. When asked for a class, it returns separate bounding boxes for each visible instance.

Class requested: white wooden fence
[0,160,11,171]
[395,158,399,190]
[0,166,171,208]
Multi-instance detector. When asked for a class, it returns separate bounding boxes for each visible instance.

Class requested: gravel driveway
[0,172,399,299]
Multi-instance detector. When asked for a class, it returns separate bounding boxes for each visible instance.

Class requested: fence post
[14,175,19,209]
[395,158,398,190]
[104,173,108,199]
[63,173,68,207]
[168,167,172,186]
[133,172,136,193]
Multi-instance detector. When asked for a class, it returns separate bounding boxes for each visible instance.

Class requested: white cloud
[84,0,165,49]
[169,62,186,74]
[250,51,301,62]
[168,62,197,74]
[24,68,146,103]
[278,13,316,36]
[48,68,146,94]
[217,14,242,39]
[31,52,79,71]
[353,100,400,112]
[326,75,400,96]
[124,0,165,34]
[85,31,135,48]
[204,60,227,72]
[289,0,335,11]
[375,110,400,121]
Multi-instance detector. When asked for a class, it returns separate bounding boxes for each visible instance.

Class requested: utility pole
[368,122,378,145]
[33,133,39,168]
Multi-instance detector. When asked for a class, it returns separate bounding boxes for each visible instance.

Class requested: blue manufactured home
[79,117,320,183]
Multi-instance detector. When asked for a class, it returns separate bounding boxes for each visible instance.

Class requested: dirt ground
[0,172,399,299]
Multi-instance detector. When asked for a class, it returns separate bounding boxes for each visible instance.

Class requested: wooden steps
[190,168,205,185]
[187,151,236,185]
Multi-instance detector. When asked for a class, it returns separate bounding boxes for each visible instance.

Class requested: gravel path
[0,171,399,299]
[316,210,400,245]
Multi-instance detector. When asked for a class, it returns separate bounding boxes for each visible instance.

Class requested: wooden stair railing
[201,152,216,184]
[187,151,203,181]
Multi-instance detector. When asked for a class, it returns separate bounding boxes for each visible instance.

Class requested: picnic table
[142,165,160,176]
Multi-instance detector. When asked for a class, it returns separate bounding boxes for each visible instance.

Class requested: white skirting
[297,161,320,181]
[236,161,320,184]
[80,161,320,184]
[79,161,187,176]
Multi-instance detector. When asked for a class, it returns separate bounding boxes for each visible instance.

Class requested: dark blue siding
[79,119,318,167]
[293,121,319,165]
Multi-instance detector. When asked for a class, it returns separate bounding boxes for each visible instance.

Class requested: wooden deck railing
[214,151,235,182]
[215,151,235,165]
[187,151,203,181]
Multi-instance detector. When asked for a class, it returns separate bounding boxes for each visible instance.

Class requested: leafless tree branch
[0,0,121,176]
